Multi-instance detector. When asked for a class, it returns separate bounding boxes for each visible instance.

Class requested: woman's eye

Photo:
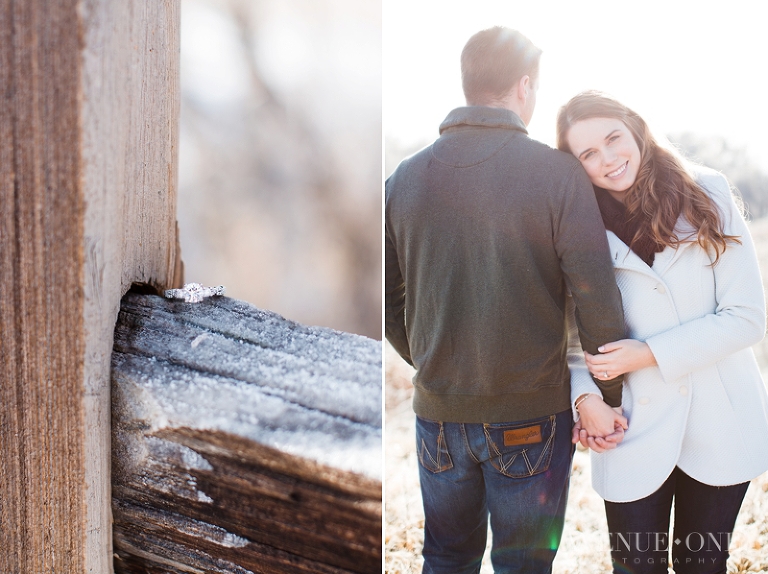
[608,135,620,144]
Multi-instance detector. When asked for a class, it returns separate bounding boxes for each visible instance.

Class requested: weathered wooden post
[0,1,181,572]
[110,292,382,573]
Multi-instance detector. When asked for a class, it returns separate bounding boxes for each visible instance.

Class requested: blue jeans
[416,409,575,574]
[604,467,749,574]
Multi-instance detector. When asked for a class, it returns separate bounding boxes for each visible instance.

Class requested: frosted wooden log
[111,292,382,573]
[0,1,180,572]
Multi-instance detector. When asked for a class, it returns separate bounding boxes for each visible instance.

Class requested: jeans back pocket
[416,417,454,473]
[483,415,556,478]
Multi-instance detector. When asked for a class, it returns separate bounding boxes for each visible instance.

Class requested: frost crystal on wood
[112,292,382,573]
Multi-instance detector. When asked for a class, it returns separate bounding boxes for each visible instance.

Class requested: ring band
[603,371,609,378]
[164,282,225,303]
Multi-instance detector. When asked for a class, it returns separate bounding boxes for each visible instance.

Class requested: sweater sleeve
[384,184,413,367]
[555,164,627,407]
[566,294,604,421]
[646,170,766,382]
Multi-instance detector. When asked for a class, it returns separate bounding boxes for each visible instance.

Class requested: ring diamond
[164,282,225,303]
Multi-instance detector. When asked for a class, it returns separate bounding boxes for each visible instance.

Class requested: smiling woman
[556,90,739,267]
[555,89,768,574]
[563,118,641,196]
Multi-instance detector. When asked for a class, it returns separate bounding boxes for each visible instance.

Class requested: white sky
[383,0,768,170]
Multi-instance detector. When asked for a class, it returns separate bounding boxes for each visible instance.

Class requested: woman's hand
[574,394,628,439]
[585,339,657,380]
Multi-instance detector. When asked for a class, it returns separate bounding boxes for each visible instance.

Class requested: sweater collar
[439,106,529,135]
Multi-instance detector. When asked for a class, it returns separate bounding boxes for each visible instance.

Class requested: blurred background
[178,0,382,340]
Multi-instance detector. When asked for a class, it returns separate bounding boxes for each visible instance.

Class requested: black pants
[604,467,749,574]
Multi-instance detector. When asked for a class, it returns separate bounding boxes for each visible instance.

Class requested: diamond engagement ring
[164,283,225,303]
[603,371,609,378]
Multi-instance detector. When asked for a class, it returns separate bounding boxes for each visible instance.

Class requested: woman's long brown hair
[556,90,740,264]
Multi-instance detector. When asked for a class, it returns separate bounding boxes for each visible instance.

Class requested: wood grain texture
[81,1,181,571]
[0,1,180,572]
[111,292,382,573]
[0,2,85,572]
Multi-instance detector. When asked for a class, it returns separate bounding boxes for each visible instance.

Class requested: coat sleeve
[646,170,766,383]
[384,180,413,367]
[566,293,604,421]
[555,163,627,407]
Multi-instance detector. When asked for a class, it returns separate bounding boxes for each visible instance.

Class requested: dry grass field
[384,217,768,573]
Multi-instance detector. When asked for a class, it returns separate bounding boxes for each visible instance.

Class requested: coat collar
[606,226,698,278]
[606,231,657,277]
[438,106,528,135]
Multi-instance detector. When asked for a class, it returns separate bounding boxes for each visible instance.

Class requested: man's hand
[572,417,626,453]
[585,339,657,381]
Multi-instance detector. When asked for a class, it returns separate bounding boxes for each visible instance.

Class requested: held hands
[571,394,628,453]
[573,338,654,452]
[585,339,657,381]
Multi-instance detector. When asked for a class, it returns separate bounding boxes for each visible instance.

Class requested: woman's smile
[606,162,628,179]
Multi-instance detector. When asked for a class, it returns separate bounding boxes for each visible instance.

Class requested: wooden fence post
[0,1,181,572]
[111,292,382,573]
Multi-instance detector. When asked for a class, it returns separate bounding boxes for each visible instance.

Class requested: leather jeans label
[503,425,542,446]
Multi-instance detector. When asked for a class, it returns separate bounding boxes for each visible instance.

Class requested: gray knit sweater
[385,106,625,422]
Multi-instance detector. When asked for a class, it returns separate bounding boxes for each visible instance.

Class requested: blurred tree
[669,133,768,219]
[179,0,381,339]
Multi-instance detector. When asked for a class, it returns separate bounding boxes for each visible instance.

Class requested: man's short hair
[461,27,542,106]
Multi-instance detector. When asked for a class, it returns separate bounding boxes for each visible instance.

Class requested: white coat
[570,166,768,503]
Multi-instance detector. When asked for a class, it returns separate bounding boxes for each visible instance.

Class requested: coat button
[679,386,689,396]
[638,397,650,405]
[657,284,667,294]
